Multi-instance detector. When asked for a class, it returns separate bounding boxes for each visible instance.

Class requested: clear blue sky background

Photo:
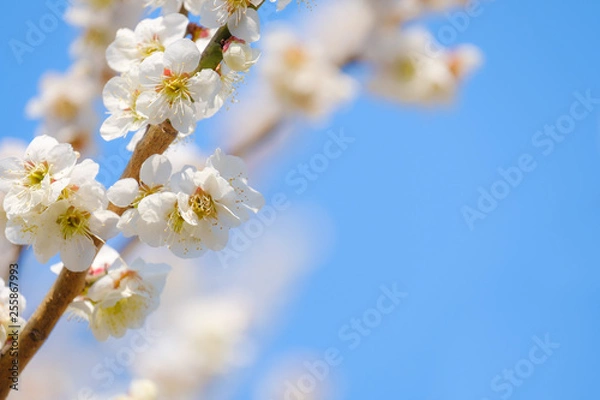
[3,1,600,399]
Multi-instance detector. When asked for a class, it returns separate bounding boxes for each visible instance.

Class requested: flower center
[56,206,92,240]
[394,58,418,82]
[132,183,163,208]
[100,294,151,323]
[284,46,308,68]
[189,188,217,220]
[52,96,79,120]
[90,0,114,9]
[24,161,49,188]
[160,70,192,105]
[225,0,250,15]
[168,206,186,234]
[83,27,111,47]
[139,36,165,58]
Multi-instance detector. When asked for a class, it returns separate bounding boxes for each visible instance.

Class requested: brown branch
[0,121,178,398]
[229,114,281,158]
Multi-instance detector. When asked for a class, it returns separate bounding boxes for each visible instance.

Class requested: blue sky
[3,0,600,399]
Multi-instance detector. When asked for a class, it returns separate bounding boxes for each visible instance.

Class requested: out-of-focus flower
[134,298,252,398]
[113,379,159,400]
[367,28,482,105]
[260,29,357,119]
[26,69,99,152]
[2,137,119,271]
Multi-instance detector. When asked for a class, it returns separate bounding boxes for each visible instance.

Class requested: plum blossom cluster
[0,136,119,272]
[108,149,264,258]
[146,0,291,41]
[52,245,170,341]
[101,7,266,145]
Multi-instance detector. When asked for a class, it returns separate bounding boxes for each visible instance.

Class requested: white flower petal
[108,178,139,207]
[228,8,260,43]
[140,154,172,186]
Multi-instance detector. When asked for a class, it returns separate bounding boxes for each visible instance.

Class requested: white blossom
[223,39,261,72]
[106,14,189,73]
[2,142,119,272]
[134,298,251,397]
[86,258,170,340]
[206,148,264,221]
[186,0,262,43]
[101,68,149,141]
[0,136,78,217]
[203,64,240,118]
[261,29,357,118]
[136,39,221,134]
[367,28,482,105]
[55,246,171,341]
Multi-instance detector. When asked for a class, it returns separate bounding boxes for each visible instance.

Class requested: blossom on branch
[53,245,171,341]
[101,68,149,141]
[112,149,263,258]
[186,0,262,42]
[1,136,119,271]
[106,13,190,73]
[260,29,357,119]
[136,39,221,134]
